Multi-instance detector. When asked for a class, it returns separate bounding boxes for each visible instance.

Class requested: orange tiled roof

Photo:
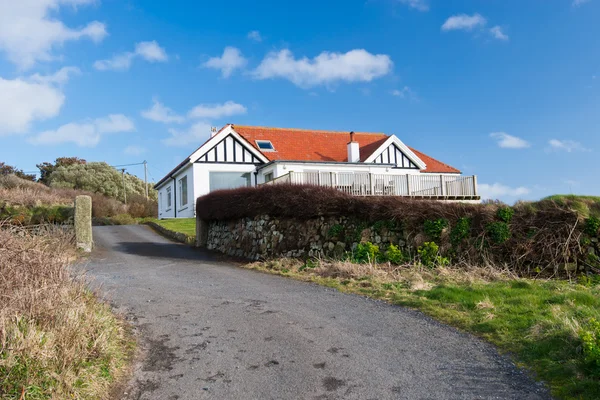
[232,125,460,174]
[409,147,461,174]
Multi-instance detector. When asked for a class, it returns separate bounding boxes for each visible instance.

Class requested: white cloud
[442,13,487,32]
[253,49,393,88]
[134,41,168,62]
[163,121,212,147]
[490,132,530,149]
[391,86,418,101]
[29,114,135,147]
[397,0,429,11]
[141,98,185,124]
[188,101,247,119]
[479,183,530,200]
[29,66,81,85]
[489,26,509,41]
[124,145,146,155]
[202,47,247,78]
[95,114,135,133]
[0,77,65,136]
[0,0,107,70]
[573,0,591,6]
[548,139,588,152]
[94,41,168,71]
[247,30,263,42]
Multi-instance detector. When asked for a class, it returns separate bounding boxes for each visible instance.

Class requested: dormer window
[256,140,275,152]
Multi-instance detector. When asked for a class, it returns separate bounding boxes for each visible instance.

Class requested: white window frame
[264,172,274,182]
[179,176,188,207]
[166,186,172,209]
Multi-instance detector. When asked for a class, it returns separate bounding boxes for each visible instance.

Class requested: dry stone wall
[205,215,407,260]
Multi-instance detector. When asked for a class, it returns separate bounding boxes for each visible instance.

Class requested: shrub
[110,213,136,225]
[385,244,405,265]
[450,217,471,247]
[424,218,448,242]
[584,216,600,237]
[486,222,511,245]
[354,242,381,264]
[418,242,448,268]
[496,207,515,223]
[580,318,600,373]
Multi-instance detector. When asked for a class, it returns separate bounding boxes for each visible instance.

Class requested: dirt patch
[142,336,179,372]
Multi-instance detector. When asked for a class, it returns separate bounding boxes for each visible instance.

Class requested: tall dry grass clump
[0,225,131,399]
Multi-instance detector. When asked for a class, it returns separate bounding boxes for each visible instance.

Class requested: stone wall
[205,215,406,260]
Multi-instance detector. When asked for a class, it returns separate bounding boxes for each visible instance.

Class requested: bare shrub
[0,224,130,398]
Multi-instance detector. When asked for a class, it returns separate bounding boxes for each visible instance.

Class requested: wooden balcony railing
[263,171,479,198]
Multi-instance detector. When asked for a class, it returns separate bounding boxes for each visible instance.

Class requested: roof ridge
[233,124,387,136]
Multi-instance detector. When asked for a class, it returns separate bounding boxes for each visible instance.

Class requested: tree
[0,162,36,181]
[37,157,86,185]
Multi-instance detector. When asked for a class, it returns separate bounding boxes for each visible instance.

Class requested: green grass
[149,218,196,237]
[543,195,600,202]
[245,260,600,399]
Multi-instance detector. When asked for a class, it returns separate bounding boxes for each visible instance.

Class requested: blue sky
[0,0,598,201]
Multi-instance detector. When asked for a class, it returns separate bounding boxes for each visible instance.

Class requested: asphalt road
[85,225,552,400]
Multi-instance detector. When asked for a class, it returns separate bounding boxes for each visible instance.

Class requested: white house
[155,124,479,219]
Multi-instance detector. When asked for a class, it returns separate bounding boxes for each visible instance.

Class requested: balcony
[264,171,479,200]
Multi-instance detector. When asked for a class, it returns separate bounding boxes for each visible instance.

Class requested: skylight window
[256,140,275,152]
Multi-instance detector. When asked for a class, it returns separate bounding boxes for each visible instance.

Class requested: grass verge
[146,218,196,239]
[0,225,134,399]
[244,258,600,400]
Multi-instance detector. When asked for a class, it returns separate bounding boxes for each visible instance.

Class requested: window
[179,176,188,207]
[209,172,251,192]
[159,192,163,211]
[264,172,274,183]
[255,140,275,152]
[166,186,172,209]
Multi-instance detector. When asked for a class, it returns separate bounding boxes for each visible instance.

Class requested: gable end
[372,143,419,169]
[195,133,263,165]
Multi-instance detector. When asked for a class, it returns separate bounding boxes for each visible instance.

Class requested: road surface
[85,225,551,400]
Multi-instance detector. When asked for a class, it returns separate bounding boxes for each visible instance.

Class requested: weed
[418,242,449,268]
[385,244,405,265]
[497,207,515,223]
[580,319,600,374]
[354,242,381,264]
[327,224,344,239]
[450,217,471,247]
[584,217,600,237]
[486,222,511,245]
[424,219,448,242]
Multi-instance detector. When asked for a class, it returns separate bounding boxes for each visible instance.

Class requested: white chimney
[347,131,360,163]
[210,126,218,137]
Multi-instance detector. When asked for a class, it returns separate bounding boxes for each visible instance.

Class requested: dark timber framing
[373,143,419,169]
[196,134,263,165]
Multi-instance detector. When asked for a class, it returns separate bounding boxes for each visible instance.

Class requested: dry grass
[0,224,132,399]
[0,175,157,220]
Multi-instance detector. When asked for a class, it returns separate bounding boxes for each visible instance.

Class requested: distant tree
[0,162,36,181]
[48,161,157,201]
[37,157,87,185]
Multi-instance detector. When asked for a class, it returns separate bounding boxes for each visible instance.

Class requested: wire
[110,162,146,168]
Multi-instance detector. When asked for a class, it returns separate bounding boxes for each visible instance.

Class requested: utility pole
[121,168,127,205]
[143,160,148,199]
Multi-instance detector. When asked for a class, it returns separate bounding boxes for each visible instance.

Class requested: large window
[209,172,251,192]
[179,176,188,207]
[166,186,172,209]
